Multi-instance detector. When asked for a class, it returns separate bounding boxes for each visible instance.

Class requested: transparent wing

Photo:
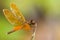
[3,9,23,25]
[10,3,26,23]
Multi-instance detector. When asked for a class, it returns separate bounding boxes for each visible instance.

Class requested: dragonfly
[3,3,37,40]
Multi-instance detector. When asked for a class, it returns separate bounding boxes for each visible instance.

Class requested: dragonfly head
[29,20,36,25]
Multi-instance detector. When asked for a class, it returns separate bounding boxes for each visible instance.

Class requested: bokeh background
[0,0,60,40]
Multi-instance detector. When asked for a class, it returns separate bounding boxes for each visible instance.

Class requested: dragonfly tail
[8,30,16,34]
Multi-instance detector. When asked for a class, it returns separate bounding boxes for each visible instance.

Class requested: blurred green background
[0,0,60,40]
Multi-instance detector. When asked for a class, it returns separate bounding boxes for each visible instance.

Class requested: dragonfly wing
[3,9,22,25]
[10,3,26,23]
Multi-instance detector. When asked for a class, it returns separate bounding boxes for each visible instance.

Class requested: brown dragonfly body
[3,3,36,34]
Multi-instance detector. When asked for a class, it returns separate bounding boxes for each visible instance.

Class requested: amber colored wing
[3,3,31,32]
[10,3,26,23]
[3,9,23,26]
